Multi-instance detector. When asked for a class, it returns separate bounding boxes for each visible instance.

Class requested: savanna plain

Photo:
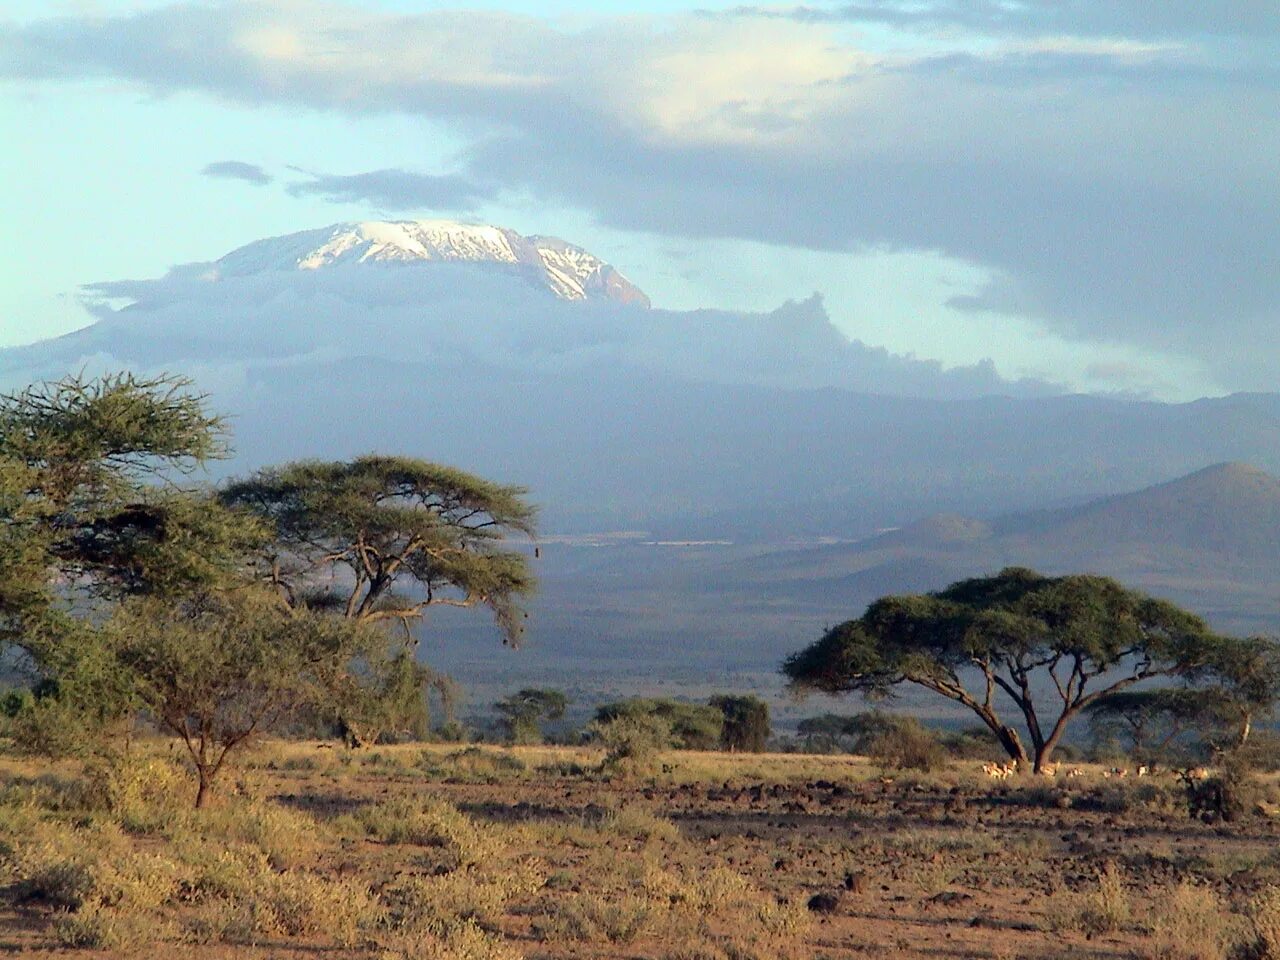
[4,739,1280,960]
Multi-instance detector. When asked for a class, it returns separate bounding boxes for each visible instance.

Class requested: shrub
[541,891,661,944]
[1142,881,1237,960]
[600,805,681,844]
[422,746,528,781]
[1085,862,1131,934]
[1245,885,1280,959]
[594,699,722,751]
[382,918,523,960]
[865,717,947,773]
[593,713,674,777]
[710,695,770,753]
[385,857,544,933]
[338,795,503,868]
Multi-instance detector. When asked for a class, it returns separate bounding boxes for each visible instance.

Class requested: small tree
[796,714,864,753]
[494,688,568,744]
[710,694,770,752]
[106,588,393,806]
[322,645,435,748]
[221,457,537,642]
[783,568,1230,772]
[594,698,723,750]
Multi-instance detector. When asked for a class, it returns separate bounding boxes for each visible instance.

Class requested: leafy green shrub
[592,713,674,777]
[594,699,722,750]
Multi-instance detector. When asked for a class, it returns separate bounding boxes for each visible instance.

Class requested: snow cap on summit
[211,220,650,307]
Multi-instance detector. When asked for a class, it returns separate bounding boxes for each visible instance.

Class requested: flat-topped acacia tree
[783,567,1232,772]
[220,456,537,645]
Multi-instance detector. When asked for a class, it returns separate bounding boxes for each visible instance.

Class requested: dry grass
[6,739,1280,959]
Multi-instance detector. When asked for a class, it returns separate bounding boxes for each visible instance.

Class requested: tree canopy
[495,688,569,744]
[783,567,1237,771]
[0,373,241,648]
[710,694,770,752]
[220,456,537,644]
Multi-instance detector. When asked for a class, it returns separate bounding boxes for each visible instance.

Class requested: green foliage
[0,373,238,643]
[495,688,568,745]
[326,647,435,748]
[221,456,537,644]
[592,712,674,776]
[594,698,723,751]
[0,373,273,762]
[709,694,770,753]
[783,567,1235,771]
[103,588,390,805]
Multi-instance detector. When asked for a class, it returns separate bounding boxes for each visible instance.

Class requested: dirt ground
[3,742,1277,959]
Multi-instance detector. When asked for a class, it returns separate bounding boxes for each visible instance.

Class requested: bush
[1245,885,1280,959]
[865,717,947,773]
[421,746,527,781]
[1068,862,1131,936]
[338,796,503,868]
[600,805,681,843]
[540,891,660,944]
[594,699,722,751]
[710,695,770,753]
[592,713,674,777]
[1142,881,1238,960]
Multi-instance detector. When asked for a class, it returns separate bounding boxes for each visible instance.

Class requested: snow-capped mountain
[211,220,651,307]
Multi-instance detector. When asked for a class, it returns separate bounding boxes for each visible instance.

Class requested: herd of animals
[977,761,1211,781]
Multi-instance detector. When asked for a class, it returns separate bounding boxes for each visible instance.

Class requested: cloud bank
[2,1,1276,385]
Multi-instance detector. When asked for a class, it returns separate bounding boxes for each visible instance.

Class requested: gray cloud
[727,2,1280,41]
[285,168,497,211]
[201,160,272,185]
[2,2,1278,387]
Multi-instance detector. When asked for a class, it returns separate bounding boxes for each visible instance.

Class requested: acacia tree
[1088,636,1280,761]
[0,373,505,794]
[783,568,1230,772]
[220,457,537,643]
[494,688,568,744]
[1084,688,1214,762]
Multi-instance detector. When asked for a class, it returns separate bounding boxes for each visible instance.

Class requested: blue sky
[1,0,1276,399]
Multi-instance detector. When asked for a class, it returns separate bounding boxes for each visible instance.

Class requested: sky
[0,0,1276,400]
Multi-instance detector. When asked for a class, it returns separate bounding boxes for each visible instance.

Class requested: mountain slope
[1004,462,1280,558]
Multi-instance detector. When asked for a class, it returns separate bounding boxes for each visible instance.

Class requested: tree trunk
[194,769,211,809]
[996,725,1030,767]
[1035,725,1070,773]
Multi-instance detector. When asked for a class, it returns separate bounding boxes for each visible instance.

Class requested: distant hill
[1001,462,1280,559]
[711,462,1280,642]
